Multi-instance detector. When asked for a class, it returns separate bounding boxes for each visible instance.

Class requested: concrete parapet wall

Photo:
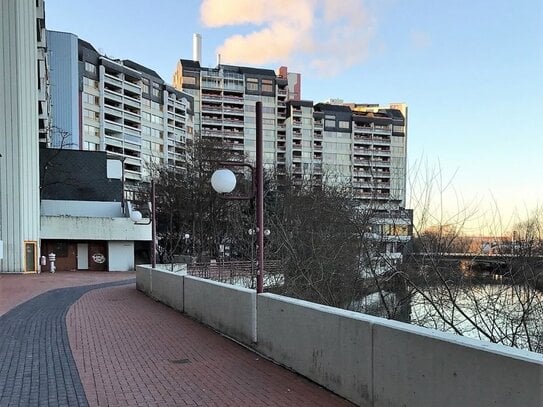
[149,268,184,312]
[184,276,256,345]
[256,294,375,405]
[135,265,151,294]
[372,321,543,407]
[255,293,543,407]
[136,270,543,406]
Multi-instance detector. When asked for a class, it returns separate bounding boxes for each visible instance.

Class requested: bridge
[410,252,543,273]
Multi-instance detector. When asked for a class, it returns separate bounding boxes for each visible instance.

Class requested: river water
[356,283,543,353]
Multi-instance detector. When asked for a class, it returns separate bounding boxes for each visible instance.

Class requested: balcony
[373,125,392,134]
[104,89,123,103]
[124,96,141,109]
[104,120,123,133]
[222,95,244,103]
[104,73,122,87]
[201,93,222,101]
[373,137,391,146]
[104,106,123,118]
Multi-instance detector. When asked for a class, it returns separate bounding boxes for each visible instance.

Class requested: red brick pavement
[0,271,134,316]
[67,284,354,407]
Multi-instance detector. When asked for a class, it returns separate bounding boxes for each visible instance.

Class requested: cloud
[410,30,431,50]
[199,0,375,77]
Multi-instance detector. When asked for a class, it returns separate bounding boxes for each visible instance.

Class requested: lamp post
[211,101,265,293]
[131,179,156,268]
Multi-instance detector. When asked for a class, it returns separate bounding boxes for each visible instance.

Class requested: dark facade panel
[40,148,122,202]
[318,104,352,133]
[123,59,163,81]
[179,59,201,71]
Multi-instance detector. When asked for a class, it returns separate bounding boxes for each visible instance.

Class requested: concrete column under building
[0,0,41,272]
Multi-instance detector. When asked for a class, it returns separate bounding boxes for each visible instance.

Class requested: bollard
[48,252,56,273]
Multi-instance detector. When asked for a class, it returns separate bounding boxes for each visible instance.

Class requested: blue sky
[45,0,542,232]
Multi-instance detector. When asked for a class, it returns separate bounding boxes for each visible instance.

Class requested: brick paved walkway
[0,272,135,316]
[0,279,134,406]
[67,283,353,407]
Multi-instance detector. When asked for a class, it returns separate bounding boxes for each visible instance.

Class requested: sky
[45,0,543,234]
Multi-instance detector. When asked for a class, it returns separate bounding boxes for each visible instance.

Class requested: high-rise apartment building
[173,60,408,209]
[47,32,194,185]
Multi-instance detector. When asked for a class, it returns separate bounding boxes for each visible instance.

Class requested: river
[355,282,543,353]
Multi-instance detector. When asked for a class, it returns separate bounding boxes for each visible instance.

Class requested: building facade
[47,32,194,186]
[40,148,150,272]
[0,0,45,272]
[173,59,408,209]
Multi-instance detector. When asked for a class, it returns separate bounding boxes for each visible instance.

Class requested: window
[83,92,98,105]
[152,83,161,97]
[141,112,151,122]
[339,120,350,129]
[263,106,275,114]
[151,128,163,139]
[141,140,151,149]
[246,78,258,91]
[151,114,163,125]
[83,77,97,88]
[325,119,335,127]
[183,76,196,85]
[84,62,96,74]
[83,109,98,120]
[83,141,98,151]
[83,124,99,137]
[151,101,162,111]
[142,126,151,136]
[141,98,151,107]
[151,142,163,152]
[262,79,273,93]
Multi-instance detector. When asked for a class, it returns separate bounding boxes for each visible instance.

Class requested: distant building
[172,58,408,209]
[47,31,194,188]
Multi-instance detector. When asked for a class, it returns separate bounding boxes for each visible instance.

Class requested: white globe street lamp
[211,169,237,193]
[130,210,143,223]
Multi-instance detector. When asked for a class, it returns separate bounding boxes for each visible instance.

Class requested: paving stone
[0,279,134,407]
[68,283,353,407]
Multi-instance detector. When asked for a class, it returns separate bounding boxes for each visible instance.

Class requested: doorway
[77,243,89,270]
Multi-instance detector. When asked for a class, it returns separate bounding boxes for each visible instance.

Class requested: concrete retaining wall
[184,276,256,345]
[255,294,543,407]
[256,294,375,405]
[137,270,543,407]
[135,265,151,294]
[372,321,543,407]
[149,268,184,311]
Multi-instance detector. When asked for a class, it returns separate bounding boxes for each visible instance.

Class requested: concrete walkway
[0,273,352,406]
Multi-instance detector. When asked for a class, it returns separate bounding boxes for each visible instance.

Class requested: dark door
[88,241,108,271]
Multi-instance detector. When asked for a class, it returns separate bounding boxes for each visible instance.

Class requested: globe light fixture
[211,169,236,193]
[130,210,143,223]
